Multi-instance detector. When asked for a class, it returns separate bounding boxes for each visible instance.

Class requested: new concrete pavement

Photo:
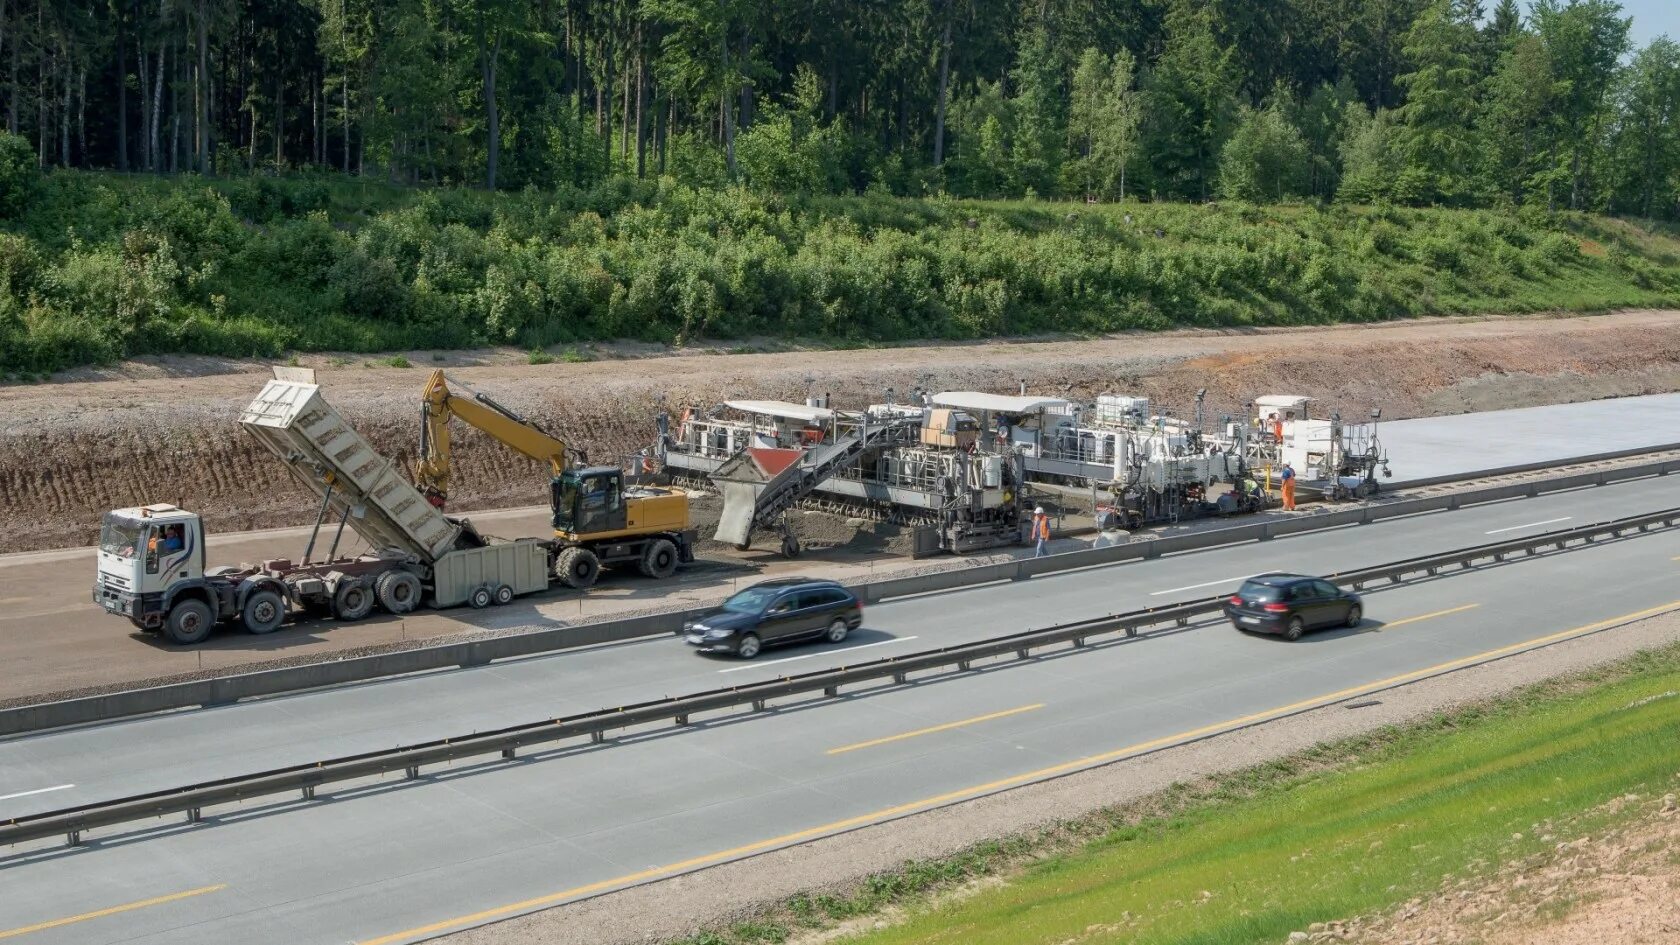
[0,473,1677,944]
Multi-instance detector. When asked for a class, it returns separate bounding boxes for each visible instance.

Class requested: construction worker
[1281,462,1297,511]
[1031,506,1051,557]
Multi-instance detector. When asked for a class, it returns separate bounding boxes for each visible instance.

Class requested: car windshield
[1237,580,1283,601]
[100,514,147,558]
[720,586,781,614]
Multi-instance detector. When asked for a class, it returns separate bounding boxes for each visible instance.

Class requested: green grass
[847,654,1680,945]
[4,168,1680,374]
[671,645,1680,945]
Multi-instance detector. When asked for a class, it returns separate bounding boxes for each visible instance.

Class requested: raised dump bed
[240,374,461,562]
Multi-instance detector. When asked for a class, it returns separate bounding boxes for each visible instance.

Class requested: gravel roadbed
[437,609,1680,945]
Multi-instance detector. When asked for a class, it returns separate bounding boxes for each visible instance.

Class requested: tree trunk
[602,39,613,170]
[151,43,166,172]
[657,94,669,175]
[738,26,752,130]
[721,31,735,176]
[311,77,319,165]
[479,22,501,189]
[60,55,70,167]
[77,66,86,166]
[635,42,648,178]
[6,0,17,135]
[35,4,44,166]
[933,13,952,166]
[196,0,210,174]
[342,71,350,172]
[621,59,631,161]
[117,13,129,171]
[274,55,284,167]
[169,42,180,174]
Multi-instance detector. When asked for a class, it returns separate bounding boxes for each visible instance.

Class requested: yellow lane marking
[0,885,226,941]
[1379,603,1481,630]
[827,704,1046,756]
[357,599,1680,945]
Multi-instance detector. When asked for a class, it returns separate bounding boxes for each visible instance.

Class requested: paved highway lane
[3,494,1679,945]
[2,472,1677,821]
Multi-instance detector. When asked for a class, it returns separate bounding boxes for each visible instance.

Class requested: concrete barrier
[3,453,1676,737]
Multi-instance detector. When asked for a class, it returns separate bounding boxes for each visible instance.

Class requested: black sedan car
[1225,573,1363,640]
[683,577,865,659]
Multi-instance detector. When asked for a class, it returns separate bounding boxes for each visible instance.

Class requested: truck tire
[468,586,493,609]
[638,538,678,579]
[556,547,600,589]
[493,584,514,606]
[375,570,422,614]
[163,599,215,645]
[333,580,375,621]
[240,589,286,635]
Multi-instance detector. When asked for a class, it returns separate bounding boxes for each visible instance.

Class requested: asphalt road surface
[1,472,1677,945]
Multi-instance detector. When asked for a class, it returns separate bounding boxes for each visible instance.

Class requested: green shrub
[526,347,555,365]
[0,132,38,218]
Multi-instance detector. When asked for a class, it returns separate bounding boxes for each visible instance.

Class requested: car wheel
[825,618,849,644]
[1345,604,1363,628]
[240,589,286,635]
[164,599,215,645]
[736,633,761,659]
[493,584,515,606]
[1284,616,1305,641]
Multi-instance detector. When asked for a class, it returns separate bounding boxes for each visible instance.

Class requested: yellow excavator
[414,370,695,588]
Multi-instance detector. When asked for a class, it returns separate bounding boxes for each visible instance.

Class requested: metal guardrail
[3,451,1677,739]
[5,505,1678,850]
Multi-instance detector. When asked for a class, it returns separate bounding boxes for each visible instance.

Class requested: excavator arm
[414,369,578,508]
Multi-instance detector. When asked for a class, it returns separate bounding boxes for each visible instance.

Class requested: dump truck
[92,368,549,645]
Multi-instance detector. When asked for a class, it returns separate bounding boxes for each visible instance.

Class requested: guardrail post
[824,685,839,697]
[752,699,766,711]
[1016,648,1030,660]
[187,807,201,824]
[405,765,420,780]
[501,748,517,760]
[302,785,316,800]
[957,659,971,671]
[591,731,605,744]
[1073,637,1086,648]
[1125,625,1138,637]
[893,672,907,684]
[66,830,80,846]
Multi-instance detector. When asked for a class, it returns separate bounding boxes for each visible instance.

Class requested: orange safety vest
[1032,515,1050,541]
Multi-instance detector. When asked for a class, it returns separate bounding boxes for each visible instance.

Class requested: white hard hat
[1034,506,1045,514]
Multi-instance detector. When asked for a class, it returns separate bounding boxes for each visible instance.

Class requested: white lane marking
[0,783,75,802]
[1485,516,1573,535]
[716,636,920,673]
[1149,576,1248,596]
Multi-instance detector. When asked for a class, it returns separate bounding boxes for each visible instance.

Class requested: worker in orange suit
[1281,462,1297,511]
[1031,506,1051,557]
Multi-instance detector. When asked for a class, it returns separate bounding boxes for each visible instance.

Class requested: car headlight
[704,628,733,639]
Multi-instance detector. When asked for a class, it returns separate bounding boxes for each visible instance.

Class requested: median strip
[0,884,225,941]
[827,704,1046,756]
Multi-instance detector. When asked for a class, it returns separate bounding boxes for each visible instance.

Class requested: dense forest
[1,0,1679,376]
[1,0,1676,213]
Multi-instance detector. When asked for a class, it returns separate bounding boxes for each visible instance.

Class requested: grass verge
[670,642,1680,945]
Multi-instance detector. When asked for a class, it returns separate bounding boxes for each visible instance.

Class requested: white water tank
[982,455,1003,488]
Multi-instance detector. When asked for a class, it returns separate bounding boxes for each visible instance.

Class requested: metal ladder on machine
[714,420,903,557]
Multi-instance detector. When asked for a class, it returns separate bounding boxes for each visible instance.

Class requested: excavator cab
[551,466,628,537]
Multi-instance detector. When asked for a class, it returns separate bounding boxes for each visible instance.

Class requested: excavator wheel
[556,547,601,589]
[638,538,679,580]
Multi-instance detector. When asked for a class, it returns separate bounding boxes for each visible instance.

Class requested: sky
[1620,0,1680,47]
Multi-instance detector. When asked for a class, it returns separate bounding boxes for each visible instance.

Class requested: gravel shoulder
[437,608,1680,945]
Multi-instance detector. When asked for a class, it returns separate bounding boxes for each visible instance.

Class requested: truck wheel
[493,584,515,606]
[556,547,600,589]
[240,589,286,635]
[163,599,215,645]
[333,580,374,621]
[468,586,493,609]
[375,570,422,614]
[638,538,678,579]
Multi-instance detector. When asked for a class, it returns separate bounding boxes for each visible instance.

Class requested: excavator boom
[415,369,573,507]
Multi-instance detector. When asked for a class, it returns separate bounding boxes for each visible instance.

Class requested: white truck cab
[93,504,209,630]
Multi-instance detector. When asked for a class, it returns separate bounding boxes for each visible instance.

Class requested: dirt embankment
[4,310,1680,553]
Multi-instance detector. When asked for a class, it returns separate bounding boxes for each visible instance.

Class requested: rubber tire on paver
[1284,616,1306,641]
[638,538,678,579]
[781,535,801,559]
[468,586,493,609]
[240,589,286,635]
[736,633,762,659]
[333,580,374,621]
[556,547,600,589]
[376,570,422,614]
[825,618,849,644]
[1346,604,1363,628]
[163,598,215,645]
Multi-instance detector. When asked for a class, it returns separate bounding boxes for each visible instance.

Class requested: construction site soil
[4,309,1680,554]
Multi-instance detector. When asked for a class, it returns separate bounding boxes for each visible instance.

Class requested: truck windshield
[100,515,147,558]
